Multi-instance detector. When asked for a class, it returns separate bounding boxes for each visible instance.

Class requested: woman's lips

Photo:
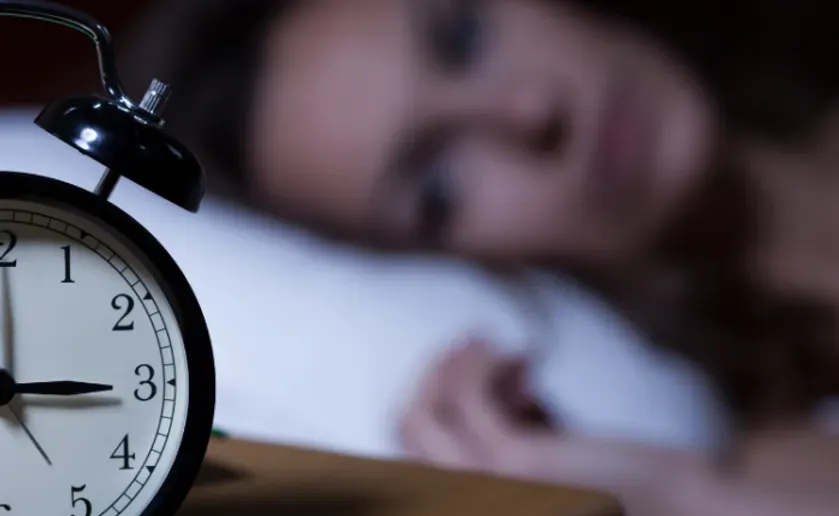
[590,82,652,201]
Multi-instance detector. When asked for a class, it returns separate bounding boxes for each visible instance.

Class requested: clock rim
[0,170,216,516]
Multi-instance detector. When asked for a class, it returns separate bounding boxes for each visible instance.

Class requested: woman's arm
[707,423,839,516]
[398,339,839,516]
[537,433,839,516]
[710,478,839,516]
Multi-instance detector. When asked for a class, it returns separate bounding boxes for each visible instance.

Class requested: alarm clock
[0,1,215,515]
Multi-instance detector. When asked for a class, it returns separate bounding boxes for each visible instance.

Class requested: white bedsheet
[0,108,738,458]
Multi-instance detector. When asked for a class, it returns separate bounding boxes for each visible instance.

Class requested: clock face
[0,198,191,516]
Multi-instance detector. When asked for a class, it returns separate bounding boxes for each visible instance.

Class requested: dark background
[0,0,154,106]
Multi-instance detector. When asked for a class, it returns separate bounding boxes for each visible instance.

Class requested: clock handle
[0,0,207,212]
[0,0,164,126]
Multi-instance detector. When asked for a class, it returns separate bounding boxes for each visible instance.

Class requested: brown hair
[121,0,295,200]
[123,0,839,427]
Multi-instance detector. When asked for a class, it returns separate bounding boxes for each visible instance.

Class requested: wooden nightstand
[180,438,623,516]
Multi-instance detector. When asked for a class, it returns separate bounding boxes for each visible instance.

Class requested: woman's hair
[122,0,295,200]
[123,0,839,427]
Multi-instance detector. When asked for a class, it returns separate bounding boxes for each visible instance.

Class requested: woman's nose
[452,76,568,154]
[500,78,554,131]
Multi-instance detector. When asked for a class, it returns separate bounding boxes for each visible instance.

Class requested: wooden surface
[180,438,623,516]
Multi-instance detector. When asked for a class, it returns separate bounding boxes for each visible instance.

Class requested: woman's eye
[417,160,457,246]
[431,0,485,73]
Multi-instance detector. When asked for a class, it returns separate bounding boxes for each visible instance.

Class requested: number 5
[71,485,92,516]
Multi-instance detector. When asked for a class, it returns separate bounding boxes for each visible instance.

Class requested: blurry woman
[124,0,839,514]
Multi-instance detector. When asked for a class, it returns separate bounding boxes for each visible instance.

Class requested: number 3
[134,364,157,402]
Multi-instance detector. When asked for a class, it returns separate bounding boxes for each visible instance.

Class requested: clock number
[0,230,17,267]
[110,434,136,470]
[134,364,158,402]
[0,504,9,511]
[70,485,92,516]
[61,245,75,283]
[111,294,135,331]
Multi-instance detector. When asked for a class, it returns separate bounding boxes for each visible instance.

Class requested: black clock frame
[0,170,215,516]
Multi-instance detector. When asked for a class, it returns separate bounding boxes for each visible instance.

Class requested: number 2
[0,230,17,267]
[111,294,135,331]
[0,504,10,511]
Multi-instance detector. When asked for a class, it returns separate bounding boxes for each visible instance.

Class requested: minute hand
[16,381,113,396]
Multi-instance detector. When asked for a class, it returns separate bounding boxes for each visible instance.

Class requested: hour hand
[0,370,112,404]
[15,380,113,396]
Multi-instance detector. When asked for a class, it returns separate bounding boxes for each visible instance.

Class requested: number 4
[110,434,136,470]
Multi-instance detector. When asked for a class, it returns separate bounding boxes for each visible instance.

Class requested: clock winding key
[139,79,172,118]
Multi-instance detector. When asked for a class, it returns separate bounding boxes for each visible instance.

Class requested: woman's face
[248,0,716,264]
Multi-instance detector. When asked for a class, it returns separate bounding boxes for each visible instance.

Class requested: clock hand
[0,369,112,403]
[7,404,52,466]
[1,266,13,375]
[0,271,8,429]
[16,380,114,396]
[0,274,26,427]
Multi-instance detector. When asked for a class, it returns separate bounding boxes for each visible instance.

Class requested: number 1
[61,245,75,283]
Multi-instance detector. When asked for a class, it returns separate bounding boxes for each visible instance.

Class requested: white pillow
[0,108,731,458]
[525,273,731,451]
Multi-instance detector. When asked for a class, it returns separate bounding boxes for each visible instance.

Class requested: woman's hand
[396,339,716,515]
[397,338,558,478]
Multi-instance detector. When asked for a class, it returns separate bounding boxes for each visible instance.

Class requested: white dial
[0,199,190,516]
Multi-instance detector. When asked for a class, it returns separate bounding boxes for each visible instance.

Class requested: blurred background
[0,0,727,458]
[0,0,552,459]
[0,0,149,105]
